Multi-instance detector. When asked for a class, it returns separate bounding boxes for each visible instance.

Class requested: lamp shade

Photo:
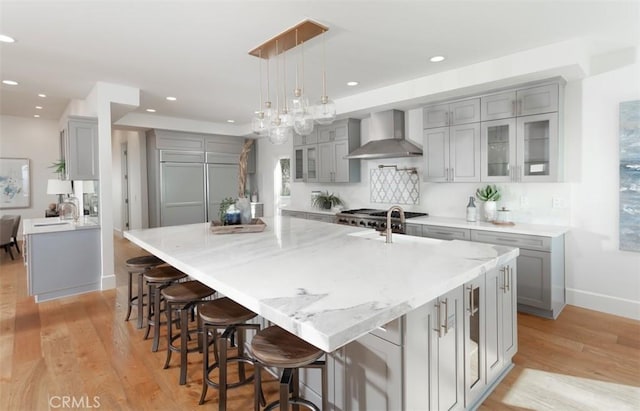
[47,179,72,195]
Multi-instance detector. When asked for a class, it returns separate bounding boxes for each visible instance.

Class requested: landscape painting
[619,100,640,252]
[0,158,30,209]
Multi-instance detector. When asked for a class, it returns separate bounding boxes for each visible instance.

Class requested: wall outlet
[552,197,566,208]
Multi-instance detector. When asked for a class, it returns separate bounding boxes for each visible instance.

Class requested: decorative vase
[482,200,497,222]
[236,197,252,224]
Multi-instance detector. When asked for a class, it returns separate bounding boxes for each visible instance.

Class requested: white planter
[482,200,497,222]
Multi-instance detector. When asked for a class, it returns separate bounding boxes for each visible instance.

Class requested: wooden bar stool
[198,297,264,410]
[143,266,187,352]
[162,280,215,385]
[125,255,163,329]
[251,326,327,411]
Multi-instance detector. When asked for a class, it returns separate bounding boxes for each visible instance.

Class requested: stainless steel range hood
[345,109,422,159]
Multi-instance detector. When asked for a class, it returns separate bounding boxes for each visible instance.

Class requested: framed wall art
[0,158,30,209]
[619,100,640,252]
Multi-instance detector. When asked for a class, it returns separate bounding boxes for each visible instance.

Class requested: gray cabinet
[25,227,101,302]
[293,145,318,182]
[423,98,481,128]
[336,332,403,411]
[470,230,565,319]
[481,113,558,182]
[61,116,99,180]
[147,130,243,227]
[317,119,361,183]
[281,209,335,223]
[423,123,481,183]
[464,275,485,407]
[481,84,559,121]
[404,223,422,237]
[422,225,471,241]
[160,161,206,226]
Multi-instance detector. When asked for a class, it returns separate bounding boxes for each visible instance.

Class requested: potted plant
[475,185,501,221]
[312,191,344,210]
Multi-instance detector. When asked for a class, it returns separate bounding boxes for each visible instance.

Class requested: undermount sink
[349,230,444,245]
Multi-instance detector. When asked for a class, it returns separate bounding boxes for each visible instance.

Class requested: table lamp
[47,179,72,205]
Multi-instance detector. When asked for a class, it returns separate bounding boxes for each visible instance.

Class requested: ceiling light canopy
[249,19,336,144]
[0,34,15,43]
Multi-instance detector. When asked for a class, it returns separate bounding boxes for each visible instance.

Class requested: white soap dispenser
[466,196,477,222]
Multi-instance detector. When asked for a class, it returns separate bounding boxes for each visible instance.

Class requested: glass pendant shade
[293,109,315,135]
[252,112,270,136]
[314,98,337,125]
[268,123,292,145]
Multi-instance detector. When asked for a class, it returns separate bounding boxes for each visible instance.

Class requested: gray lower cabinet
[281,210,309,219]
[297,258,518,410]
[470,230,564,319]
[281,210,335,223]
[25,228,101,302]
[422,225,471,241]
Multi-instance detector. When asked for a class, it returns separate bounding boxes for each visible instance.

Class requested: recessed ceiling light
[38,93,47,98]
[0,34,15,43]
[146,108,156,113]
[429,55,445,63]
[166,96,177,101]
[34,114,40,118]
[347,81,359,87]
[227,119,235,123]
[2,80,18,86]
[35,106,43,110]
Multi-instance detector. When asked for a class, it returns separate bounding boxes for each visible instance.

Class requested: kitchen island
[23,217,101,302]
[125,216,519,410]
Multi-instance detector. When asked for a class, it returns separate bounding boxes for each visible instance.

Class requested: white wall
[566,63,640,319]
[0,115,61,236]
[112,129,148,234]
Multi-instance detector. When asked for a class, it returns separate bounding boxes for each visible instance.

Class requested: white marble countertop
[23,217,100,235]
[280,205,338,216]
[124,216,518,352]
[282,206,568,237]
[408,216,569,237]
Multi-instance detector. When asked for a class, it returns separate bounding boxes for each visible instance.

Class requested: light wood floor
[1,236,639,410]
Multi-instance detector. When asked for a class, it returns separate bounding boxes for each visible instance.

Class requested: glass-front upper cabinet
[517,113,558,182]
[481,119,516,182]
[481,112,558,182]
[292,145,318,183]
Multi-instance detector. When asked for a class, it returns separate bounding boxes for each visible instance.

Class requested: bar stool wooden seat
[143,266,187,352]
[125,255,163,329]
[162,280,215,385]
[251,326,327,411]
[198,297,263,410]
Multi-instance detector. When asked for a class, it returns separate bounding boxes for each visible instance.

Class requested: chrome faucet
[383,205,405,243]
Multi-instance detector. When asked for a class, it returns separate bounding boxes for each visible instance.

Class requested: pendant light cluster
[249,19,336,144]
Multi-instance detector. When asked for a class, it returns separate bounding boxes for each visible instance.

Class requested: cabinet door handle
[517,100,522,115]
[442,299,449,335]
[434,301,443,338]
[506,265,511,291]
[511,101,516,117]
[467,285,479,315]
[500,266,507,293]
[451,167,454,182]
[445,111,449,126]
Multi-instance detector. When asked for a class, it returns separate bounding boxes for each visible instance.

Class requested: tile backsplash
[370,167,420,205]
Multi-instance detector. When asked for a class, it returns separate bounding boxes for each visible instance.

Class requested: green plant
[218,197,236,224]
[312,191,344,210]
[49,160,66,175]
[476,184,501,201]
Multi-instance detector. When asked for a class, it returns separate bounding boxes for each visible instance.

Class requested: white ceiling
[1,0,638,127]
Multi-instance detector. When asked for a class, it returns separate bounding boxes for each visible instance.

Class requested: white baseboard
[566,288,640,320]
[101,274,116,290]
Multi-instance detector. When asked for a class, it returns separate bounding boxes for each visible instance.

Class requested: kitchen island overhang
[124,216,519,353]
